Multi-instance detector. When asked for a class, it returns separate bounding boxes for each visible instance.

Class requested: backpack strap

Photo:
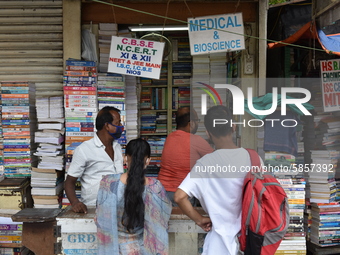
[245,148,263,178]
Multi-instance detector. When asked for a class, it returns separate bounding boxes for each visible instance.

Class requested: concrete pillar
[63,0,82,68]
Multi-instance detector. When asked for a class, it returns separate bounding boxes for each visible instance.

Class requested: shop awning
[267,21,340,56]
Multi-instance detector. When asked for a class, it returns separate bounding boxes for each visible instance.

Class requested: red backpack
[238,149,289,255]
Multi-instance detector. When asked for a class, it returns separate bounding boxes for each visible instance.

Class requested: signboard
[320,59,340,112]
[108,36,165,79]
[188,13,245,55]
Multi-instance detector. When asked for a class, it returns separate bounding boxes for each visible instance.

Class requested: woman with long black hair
[95,138,172,254]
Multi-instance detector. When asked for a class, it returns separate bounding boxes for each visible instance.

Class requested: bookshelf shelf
[138,33,192,176]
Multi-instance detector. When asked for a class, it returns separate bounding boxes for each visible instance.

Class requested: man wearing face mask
[158,107,213,206]
[65,106,124,213]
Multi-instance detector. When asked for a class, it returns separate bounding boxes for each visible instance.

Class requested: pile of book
[32,96,65,208]
[265,152,307,254]
[144,137,165,177]
[140,112,157,134]
[309,150,340,204]
[0,216,29,255]
[125,75,138,142]
[63,59,98,149]
[98,23,117,73]
[1,82,36,177]
[310,203,340,247]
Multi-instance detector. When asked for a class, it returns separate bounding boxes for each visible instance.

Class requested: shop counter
[12,206,207,255]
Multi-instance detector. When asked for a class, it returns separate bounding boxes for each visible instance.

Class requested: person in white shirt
[65,106,124,213]
[174,105,251,255]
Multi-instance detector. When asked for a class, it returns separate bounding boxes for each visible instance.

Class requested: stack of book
[0,216,29,254]
[177,87,190,109]
[125,75,138,142]
[310,203,340,247]
[140,112,157,134]
[97,72,126,149]
[63,59,98,149]
[98,23,117,73]
[30,167,63,208]
[34,96,64,171]
[32,96,65,208]
[172,37,191,61]
[143,137,166,176]
[308,150,340,204]
[277,176,307,254]
[265,152,307,254]
[155,112,167,134]
[1,82,36,178]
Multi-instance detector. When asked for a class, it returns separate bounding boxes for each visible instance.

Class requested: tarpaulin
[268,21,340,56]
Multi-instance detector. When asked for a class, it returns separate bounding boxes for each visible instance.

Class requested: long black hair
[122,138,150,232]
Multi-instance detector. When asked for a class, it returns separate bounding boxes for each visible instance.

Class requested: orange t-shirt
[158,130,214,192]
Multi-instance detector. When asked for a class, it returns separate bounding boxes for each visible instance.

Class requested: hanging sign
[320,59,340,112]
[108,36,165,79]
[188,13,245,55]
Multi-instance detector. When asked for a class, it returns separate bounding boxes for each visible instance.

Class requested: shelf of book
[138,33,192,176]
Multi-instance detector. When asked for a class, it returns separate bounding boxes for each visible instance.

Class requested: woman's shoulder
[99,174,122,190]
[146,177,164,191]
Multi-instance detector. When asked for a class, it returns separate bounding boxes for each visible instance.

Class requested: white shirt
[179,148,251,255]
[67,133,124,206]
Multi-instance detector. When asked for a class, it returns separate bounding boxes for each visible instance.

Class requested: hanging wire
[162,0,171,37]
[184,0,194,18]
[234,0,241,13]
[92,0,328,54]
[110,0,117,24]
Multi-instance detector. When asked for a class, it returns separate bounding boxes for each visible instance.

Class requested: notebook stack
[98,23,118,73]
[1,82,36,178]
[63,59,98,149]
[310,203,340,247]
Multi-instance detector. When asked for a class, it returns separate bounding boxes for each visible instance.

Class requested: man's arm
[64,175,87,213]
[174,188,212,232]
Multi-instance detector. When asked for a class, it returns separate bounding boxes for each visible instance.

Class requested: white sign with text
[108,36,165,79]
[188,13,245,55]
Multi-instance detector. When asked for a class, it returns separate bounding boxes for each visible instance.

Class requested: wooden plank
[0,33,62,41]
[0,42,63,49]
[12,208,61,223]
[0,50,63,57]
[0,8,62,16]
[0,17,62,24]
[0,25,62,33]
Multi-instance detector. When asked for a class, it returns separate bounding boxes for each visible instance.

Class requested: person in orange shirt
[158,107,214,206]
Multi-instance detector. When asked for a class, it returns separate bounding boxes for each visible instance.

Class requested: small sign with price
[108,36,165,79]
